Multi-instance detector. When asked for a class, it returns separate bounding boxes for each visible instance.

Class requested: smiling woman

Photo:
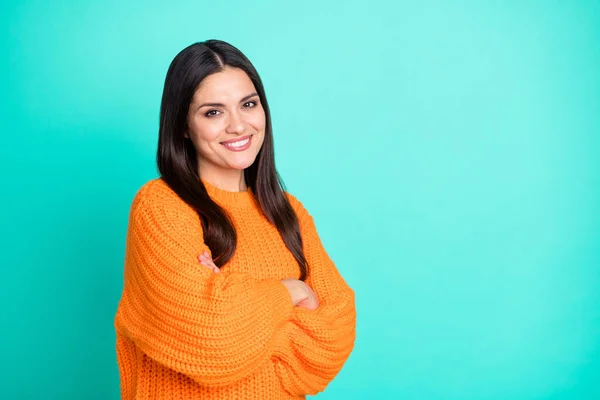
[185,69,265,174]
[113,40,357,400]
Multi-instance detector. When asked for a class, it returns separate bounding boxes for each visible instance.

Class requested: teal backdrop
[1,0,599,399]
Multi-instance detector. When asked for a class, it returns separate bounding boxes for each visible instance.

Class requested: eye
[205,109,220,118]
[244,100,258,108]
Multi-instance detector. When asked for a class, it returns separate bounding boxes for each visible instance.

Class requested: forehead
[193,67,255,101]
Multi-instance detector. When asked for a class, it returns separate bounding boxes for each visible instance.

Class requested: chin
[226,156,258,170]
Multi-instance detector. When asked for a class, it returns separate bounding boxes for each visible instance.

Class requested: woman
[113,39,356,399]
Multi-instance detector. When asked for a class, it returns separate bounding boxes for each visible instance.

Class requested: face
[186,66,266,179]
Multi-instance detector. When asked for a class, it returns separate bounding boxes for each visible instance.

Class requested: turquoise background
[1,0,599,399]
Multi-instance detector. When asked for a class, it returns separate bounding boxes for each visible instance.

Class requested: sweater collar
[200,178,257,210]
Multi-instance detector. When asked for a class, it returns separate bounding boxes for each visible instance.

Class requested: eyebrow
[196,92,259,110]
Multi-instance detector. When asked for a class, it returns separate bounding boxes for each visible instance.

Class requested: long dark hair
[156,40,308,281]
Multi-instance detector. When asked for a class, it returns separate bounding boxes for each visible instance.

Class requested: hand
[198,251,220,274]
[281,278,320,311]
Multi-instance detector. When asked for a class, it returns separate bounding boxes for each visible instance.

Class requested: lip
[220,135,252,152]
[221,135,252,144]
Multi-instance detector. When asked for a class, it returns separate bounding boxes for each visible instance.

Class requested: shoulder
[130,178,197,221]
[132,178,180,208]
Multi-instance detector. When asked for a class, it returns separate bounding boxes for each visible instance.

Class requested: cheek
[250,113,266,147]
[252,112,266,130]
[244,107,266,131]
[189,119,221,143]
[188,127,222,160]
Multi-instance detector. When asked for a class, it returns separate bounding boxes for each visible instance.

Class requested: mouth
[220,135,252,152]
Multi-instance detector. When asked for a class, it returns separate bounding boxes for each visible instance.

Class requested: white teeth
[223,138,249,148]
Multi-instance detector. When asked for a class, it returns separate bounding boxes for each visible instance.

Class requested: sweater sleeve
[114,183,294,387]
[272,196,357,396]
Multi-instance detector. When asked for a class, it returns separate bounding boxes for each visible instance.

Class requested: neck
[198,167,247,192]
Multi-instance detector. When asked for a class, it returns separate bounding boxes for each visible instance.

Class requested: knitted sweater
[113,178,356,399]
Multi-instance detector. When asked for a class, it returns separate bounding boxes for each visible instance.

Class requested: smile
[221,135,252,151]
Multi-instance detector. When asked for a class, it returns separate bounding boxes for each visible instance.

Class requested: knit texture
[114,178,356,399]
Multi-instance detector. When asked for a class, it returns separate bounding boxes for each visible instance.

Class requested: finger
[199,257,210,266]
[203,258,219,272]
[306,294,319,309]
[297,298,318,311]
[198,252,219,273]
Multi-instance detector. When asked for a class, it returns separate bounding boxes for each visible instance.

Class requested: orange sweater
[113,178,356,399]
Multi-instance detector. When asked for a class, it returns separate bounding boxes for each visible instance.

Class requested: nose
[225,109,246,135]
